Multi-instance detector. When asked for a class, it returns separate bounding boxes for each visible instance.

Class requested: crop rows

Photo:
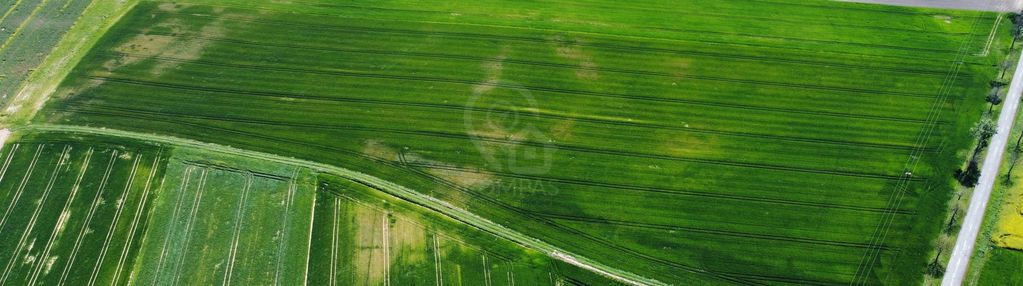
[0,139,164,286]
[36,1,1011,285]
[0,0,90,106]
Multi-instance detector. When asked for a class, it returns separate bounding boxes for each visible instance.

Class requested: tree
[987,92,1003,105]
[957,117,997,187]
[1010,13,1023,39]
[971,116,997,149]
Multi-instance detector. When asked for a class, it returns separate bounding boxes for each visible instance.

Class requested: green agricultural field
[0,0,93,105]
[18,0,1019,285]
[310,175,609,286]
[0,130,619,285]
[33,0,1018,285]
[128,149,315,286]
[0,132,165,285]
[974,248,1023,285]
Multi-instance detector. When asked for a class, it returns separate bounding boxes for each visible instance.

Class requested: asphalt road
[942,43,1023,286]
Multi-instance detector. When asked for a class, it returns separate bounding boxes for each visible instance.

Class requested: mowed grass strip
[36,0,1013,284]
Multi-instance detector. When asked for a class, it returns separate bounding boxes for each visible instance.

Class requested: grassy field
[0,129,619,285]
[0,0,92,106]
[309,175,611,286]
[0,132,165,285]
[128,148,315,285]
[974,248,1023,285]
[31,0,1017,285]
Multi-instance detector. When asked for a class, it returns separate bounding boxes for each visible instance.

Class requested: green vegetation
[975,248,1023,285]
[309,176,595,285]
[30,0,1019,284]
[0,132,165,285]
[128,149,315,285]
[0,0,93,107]
[0,129,620,285]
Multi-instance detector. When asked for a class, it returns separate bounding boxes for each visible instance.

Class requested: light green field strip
[16,124,670,286]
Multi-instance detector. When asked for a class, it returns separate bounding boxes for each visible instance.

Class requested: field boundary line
[169,168,208,286]
[433,234,443,286]
[382,215,391,286]
[303,183,316,286]
[482,254,492,286]
[0,144,43,234]
[222,173,252,286]
[27,147,92,285]
[86,153,142,286]
[274,170,298,286]
[0,144,21,188]
[111,148,163,286]
[0,145,69,283]
[57,150,117,286]
[328,198,339,286]
[151,165,195,283]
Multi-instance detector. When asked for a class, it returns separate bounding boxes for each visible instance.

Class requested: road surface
[942,41,1023,285]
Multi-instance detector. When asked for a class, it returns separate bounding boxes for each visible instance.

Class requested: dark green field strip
[51,104,922,213]
[549,220,866,286]
[535,211,891,252]
[304,0,982,36]
[58,89,918,178]
[177,35,964,100]
[107,35,958,118]
[99,52,953,128]
[524,189,906,245]
[250,11,975,68]
[168,0,982,59]
[78,71,941,148]
[57,78,937,154]
[112,29,965,100]
[183,9,968,59]
[550,217,876,276]
[59,76,937,162]
[0,142,163,286]
[134,7,963,73]
[56,97,918,184]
